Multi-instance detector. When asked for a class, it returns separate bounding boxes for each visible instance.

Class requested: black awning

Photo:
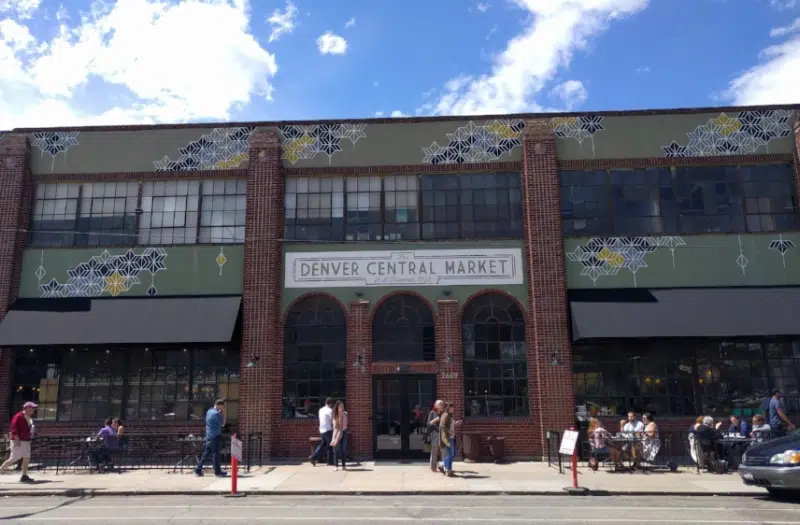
[0,296,241,346]
[570,287,800,340]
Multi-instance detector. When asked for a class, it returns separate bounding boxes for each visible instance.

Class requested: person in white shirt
[309,397,335,466]
[620,411,645,466]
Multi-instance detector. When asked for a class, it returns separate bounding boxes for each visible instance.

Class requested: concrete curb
[0,489,767,498]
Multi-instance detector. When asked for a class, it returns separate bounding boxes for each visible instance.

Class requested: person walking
[195,399,227,477]
[0,402,37,483]
[427,400,444,472]
[310,397,335,466]
[331,401,349,471]
[768,389,795,437]
[439,403,457,477]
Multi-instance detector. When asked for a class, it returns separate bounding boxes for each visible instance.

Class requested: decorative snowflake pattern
[31,131,80,171]
[551,115,605,145]
[769,235,796,268]
[566,236,685,286]
[661,110,792,157]
[39,248,167,298]
[154,127,255,171]
[422,120,525,165]
[279,123,367,164]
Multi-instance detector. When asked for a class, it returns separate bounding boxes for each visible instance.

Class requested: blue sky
[0,0,798,129]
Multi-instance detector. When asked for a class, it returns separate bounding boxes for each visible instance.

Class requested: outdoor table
[607,435,643,471]
[67,437,102,471]
[717,435,753,470]
[174,436,205,472]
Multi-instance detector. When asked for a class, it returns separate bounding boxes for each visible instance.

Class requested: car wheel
[767,488,800,500]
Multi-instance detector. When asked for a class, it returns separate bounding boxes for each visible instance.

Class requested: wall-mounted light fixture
[443,350,453,364]
[354,352,364,369]
[246,355,261,368]
[354,291,364,298]
[442,289,452,297]
[550,350,563,367]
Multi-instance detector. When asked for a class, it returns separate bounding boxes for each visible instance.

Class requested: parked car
[739,431,800,498]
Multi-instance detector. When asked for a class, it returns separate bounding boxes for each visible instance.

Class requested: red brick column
[240,129,284,460]
[346,299,372,459]
[521,119,574,455]
[0,135,32,431]
[435,299,462,415]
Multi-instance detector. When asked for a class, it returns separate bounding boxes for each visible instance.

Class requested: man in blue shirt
[768,389,796,438]
[727,415,749,437]
[195,399,227,477]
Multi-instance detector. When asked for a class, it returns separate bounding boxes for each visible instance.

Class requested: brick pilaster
[435,300,462,416]
[240,129,284,460]
[346,299,372,459]
[0,135,31,429]
[521,120,574,454]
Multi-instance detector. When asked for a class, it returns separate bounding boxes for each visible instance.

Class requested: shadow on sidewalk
[0,493,91,521]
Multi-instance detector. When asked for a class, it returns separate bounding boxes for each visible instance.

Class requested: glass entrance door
[373,375,436,459]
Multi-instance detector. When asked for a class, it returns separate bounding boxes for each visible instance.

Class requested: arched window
[462,294,528,417]
[373,295,435,362]
[283,296,346,418]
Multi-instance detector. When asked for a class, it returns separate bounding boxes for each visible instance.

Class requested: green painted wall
[281,240,527,313]
[565,233,800,289]
[19,246,243,298]
[26,109,794,174]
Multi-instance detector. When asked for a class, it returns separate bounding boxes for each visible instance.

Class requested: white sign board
[285,248,523,288]
[230,436,243,461]
[559,430,579,456]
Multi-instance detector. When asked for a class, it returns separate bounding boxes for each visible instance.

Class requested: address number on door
[440,372,459,380]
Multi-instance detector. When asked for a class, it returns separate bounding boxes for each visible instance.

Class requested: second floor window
[284,172,523,242]
[561,163,800,236]
[30,179,247,248]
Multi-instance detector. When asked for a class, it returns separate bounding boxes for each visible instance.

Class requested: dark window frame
[573,338,800,418]
[560,163,800,236]
[372,295,436,362]
[462,294,529,417]
[283,172,524,242]
[8,345,240,422]
[282,296,347,419]
[29,179,248,248]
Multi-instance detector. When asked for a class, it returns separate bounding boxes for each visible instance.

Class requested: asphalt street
[0,495,799,524]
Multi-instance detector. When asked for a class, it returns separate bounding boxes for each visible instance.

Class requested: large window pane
[138,180,200,245]
[373,295,435,362]
[9,348,60,421]
[421,174,459,240]
[198,179,247,243]
[283,296,347,418]
[384,175,420,240]
[560,170,611,235]
[29,183,80,247]
[462,294,528,417]
[345,176,382,240]
[460,172,522,238]
[285,177,344,241]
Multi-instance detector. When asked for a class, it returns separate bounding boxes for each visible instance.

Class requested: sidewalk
[0,462,766,497]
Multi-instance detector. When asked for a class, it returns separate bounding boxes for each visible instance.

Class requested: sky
[0,0,798,130]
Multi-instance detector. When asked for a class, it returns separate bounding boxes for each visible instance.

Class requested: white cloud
[390,110,408,117]
[421,0,649,115]
[0,0,278,129]
[373,111,384,117]
[635,66,650,73]
[549,79,587,110]
[770,17,800,38]
[344,17,356,28]
[267,0,298,42]
[724,22,800,105]
[770,0,796,10]
[476,2,490,12]
[317,31,347,55]
[1,0,42,20]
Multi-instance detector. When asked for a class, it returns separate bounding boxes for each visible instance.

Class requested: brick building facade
[1,105,800,461]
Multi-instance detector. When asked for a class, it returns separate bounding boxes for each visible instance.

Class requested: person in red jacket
[0,401,37,482]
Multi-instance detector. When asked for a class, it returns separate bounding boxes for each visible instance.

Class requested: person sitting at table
[587,418,616,470]
[641,413,661,464]
[695,416,722,468]
[94,418,120,472]
[750,414,772,443]
[728,415,749,436]
[621,411,644,467]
